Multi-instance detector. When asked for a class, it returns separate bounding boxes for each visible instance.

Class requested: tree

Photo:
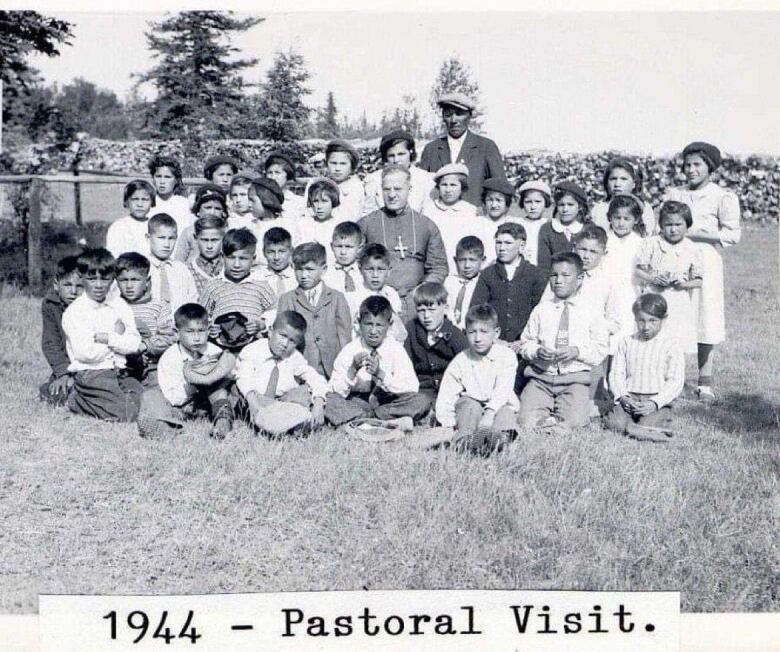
[379,94,423,138]
[428,56,483,132]
[256,49,312,143]
[134,11,262,139]
[53,78,134,140]
[317,91,339,139]
[0,11,73,86]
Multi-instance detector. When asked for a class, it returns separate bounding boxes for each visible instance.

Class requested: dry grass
[0,227,777,613]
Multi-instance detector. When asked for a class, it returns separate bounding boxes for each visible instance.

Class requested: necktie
[555,302,570,349]
[454,279,468,323]
[308,289,317,306]
[342,267,356,292]
[368,349,378,394]
[264,361,279,398]
[275,272,285,296]
[159,261,172,304]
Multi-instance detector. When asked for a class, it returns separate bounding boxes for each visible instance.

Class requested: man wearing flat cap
[420,92,508,207]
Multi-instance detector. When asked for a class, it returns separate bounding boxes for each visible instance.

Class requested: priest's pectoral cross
[394,235,409,259]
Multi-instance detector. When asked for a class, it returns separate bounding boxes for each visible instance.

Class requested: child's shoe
[696,385,717,402]
[209,402,234,440]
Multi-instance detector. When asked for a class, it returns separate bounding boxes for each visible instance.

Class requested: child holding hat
[663,141,741,401]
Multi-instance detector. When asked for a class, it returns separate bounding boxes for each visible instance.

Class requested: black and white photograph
[0,3,778,649]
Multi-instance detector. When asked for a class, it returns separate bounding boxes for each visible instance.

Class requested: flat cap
[437,92,476,112]
[482,177,515,197]
[682,141,721,170]
[553,181,589,205]
[433,162,470,181]
[251,176,285,204]
[516,180,552,198]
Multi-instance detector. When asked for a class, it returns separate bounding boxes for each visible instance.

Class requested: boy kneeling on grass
[605,293,684,442]
[235,311,328,436]
[435,304,520,454]
[325,295,431,428]
[137,303,236,440]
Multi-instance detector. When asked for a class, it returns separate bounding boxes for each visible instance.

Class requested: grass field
[0,227,778,614]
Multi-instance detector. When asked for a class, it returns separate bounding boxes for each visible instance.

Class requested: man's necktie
[343,267,356,292]
[159,261,172,304]
[554,302,570,373]
[454,279,468,323]
[368,349,378,394]
[275,272,285,296]
[264,361,279,398]
[308,289,317,306]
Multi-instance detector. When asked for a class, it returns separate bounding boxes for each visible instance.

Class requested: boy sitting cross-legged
[276,242,352,378]
[435,304,520,454]
[40,254,83,405]
[186,215,226,295]
[518,252,608,432]
[235,311,329,436]
[145,213,198,313]
[137,303,237,440]
[199,228,276,353]
[325,296,431,427]
[404,282,469,405]
[61,248,144,422]
[115,252,176,387]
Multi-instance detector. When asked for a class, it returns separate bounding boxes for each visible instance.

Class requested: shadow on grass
[685,392,780,441]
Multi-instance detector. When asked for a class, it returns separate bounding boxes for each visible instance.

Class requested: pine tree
[428,56,483,132]
[134,11,262,140]
[0,11,73,85]
[317,91,339,139]
[256,49,312,143]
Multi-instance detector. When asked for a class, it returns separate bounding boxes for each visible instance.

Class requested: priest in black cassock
[358,165,448,320]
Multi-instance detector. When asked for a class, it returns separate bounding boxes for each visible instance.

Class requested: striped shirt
[199,271,276,324]
[127,297,176,357]
[608,331,685,408]
[187,256,224,296]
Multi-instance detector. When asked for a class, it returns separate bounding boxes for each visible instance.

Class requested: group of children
[39,138,740,449]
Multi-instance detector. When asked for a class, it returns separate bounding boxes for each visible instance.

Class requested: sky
[28,10,780,155]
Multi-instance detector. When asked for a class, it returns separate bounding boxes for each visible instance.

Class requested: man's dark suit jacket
[419,130,507,206]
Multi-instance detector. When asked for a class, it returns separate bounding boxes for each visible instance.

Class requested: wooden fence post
[27,178,43,295]
[73,165,82,226]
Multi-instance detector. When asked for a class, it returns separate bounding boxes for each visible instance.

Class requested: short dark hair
[263,227,292,249]
[307,178,341,208]
[553,188,589,221]
[222,228,257,255]
[148,156,184,195]
[607,193,643,219]
[55,255,80,279]
[495,222,527,241]
[174,302,208,328]
[147,213,177,234]
[273,310,307,335]
[481,186,513,206]
[413,282,448,307]
[659,200,693,228]
[358,295,393,321]
[465,303,498,328]
[359,242,390,267]
[264,153,296,182]
[575,224,608,249]
[76,248,115,277]
[193,191,227,216]
[633,293,668,319]
[550,251,584,274]
[250,179,284,217]
[602,158,645,199]
[229,173,253,191]
[292,242,327,267]
[380,135,417,163]
[116,252,151,276]
[332,221,363,242]
[123,179,156,208]
[194,215,226,235]
[455,235,484,258]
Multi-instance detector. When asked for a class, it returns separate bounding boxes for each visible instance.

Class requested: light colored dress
[602,229,643,342]
[421,197,478,261]
[635,236,702,354]
[664,182,741,345]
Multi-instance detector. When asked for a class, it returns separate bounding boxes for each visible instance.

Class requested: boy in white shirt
[145,213,198,313]
[62,248,144,422]
[323,221,364,298]
[325,296,431,427]
[518,252,609,432]
[235,311,328,436]
[256,227,296,299]
[436,303,520,454]
[137,303,237,440]
[444,235,485,330]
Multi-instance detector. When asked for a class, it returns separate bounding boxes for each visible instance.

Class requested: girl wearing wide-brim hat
[663,141,741,401]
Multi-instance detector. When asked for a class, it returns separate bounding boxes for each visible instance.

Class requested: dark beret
[482,177,515,198]
[203,155,240,177]
[251,176,285,204]
[325,139,360,170]
[379,129,415,159]
[264,151,297,181]
[682,142,721,171]
[553,181,589,205]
